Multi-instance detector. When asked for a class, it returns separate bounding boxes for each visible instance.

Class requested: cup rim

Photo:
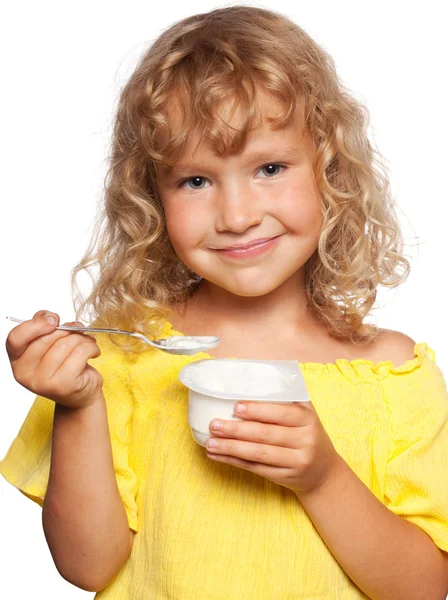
[179,358,300,400]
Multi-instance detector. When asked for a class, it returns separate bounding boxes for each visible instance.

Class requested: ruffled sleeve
[0,333,139,532]
[382,343,448,551]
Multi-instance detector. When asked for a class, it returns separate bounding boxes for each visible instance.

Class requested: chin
[218,277,283,297]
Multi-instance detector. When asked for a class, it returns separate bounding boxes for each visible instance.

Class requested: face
[156,92,322,298]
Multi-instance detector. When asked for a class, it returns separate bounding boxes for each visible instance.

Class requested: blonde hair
[72,4,410,349]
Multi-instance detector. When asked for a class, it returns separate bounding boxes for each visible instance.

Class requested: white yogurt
[162,336,204,349]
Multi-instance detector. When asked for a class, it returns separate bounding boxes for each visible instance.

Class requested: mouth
[212,234,284,260]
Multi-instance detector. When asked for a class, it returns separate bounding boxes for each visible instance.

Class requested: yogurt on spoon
[155,335,220,353]
[160,336,206,349]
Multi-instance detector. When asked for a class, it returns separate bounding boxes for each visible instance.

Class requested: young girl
[2,5,448,599]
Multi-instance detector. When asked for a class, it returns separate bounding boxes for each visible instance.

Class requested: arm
[42,394,134,592]
[296,457,448,600]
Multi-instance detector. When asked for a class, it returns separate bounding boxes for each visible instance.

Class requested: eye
[177,176,210,191]
[176,163,287,191]
[258,164,286,178]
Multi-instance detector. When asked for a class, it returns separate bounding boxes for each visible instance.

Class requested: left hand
[206,401,343,496]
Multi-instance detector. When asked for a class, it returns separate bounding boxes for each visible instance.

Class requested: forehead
[157,88,308,177]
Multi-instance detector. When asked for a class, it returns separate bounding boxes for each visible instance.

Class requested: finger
[12,320,95,374]
[37,333,98,380]
[6,310,60,361]
[206,450,292,480]
[51,340,102,391]
[12,326,77,374]
[210,418,300,449]
[205,437,298,468]
[234,401,312,426]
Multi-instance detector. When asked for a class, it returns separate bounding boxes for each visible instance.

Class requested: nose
[215,181,263,233]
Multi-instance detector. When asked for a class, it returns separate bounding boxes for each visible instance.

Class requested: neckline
[160,319,433,376]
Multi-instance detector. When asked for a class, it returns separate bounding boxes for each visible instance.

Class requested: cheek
[164,202,205,253]
[278,178,322,231]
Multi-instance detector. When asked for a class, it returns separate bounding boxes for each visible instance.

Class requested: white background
[1,1,447,598]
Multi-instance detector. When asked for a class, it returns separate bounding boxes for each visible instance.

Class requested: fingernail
[235,404,246,414]
[45,313,56,325]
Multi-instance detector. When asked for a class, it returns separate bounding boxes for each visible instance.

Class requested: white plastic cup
[179,358,310,446]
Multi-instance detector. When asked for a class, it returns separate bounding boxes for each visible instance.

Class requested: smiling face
[156,91,322,299]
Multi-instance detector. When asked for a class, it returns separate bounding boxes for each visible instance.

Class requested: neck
[182,271,320,336]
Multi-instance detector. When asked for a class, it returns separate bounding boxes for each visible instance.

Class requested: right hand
[6,310,103,409]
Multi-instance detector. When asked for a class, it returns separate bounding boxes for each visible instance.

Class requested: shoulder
[366,328,417,368]
[374,331,448,436]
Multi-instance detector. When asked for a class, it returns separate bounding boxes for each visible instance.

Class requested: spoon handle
[6,317,135,337]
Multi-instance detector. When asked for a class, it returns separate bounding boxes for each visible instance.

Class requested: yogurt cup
[179,358,310,446]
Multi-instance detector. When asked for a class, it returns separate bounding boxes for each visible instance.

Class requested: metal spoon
[6,316,220,356]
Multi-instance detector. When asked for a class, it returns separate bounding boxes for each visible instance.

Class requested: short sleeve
[382,344,448,551]
[0,334,139,532]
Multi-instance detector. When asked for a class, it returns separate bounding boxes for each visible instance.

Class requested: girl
[2,5,448,599]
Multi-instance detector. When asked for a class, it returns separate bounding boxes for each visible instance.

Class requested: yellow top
[1,322,448,599]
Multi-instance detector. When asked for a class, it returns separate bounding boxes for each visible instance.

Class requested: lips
[217,235,281,251]
[211,234,283,260]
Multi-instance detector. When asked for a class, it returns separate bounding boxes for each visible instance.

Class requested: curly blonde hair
[71,4,410,350]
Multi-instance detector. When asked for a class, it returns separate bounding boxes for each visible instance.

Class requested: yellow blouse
[1,322,448,599]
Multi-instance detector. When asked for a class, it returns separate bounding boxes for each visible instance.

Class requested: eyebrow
[166,146,304,178]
